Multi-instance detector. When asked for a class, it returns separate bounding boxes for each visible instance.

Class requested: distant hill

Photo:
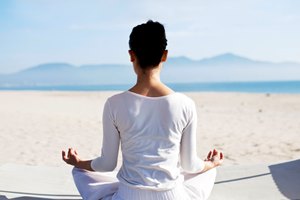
[164,53,300,82]
[0,53,300,87]
[196,53,264,65]
[0,63,134,87]
[166,53,268,67]
[20,63,74,73]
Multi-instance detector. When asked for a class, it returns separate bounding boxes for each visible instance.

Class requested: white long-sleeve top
[91,91,204,190]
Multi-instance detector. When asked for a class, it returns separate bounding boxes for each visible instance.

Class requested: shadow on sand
[269,159,300,200]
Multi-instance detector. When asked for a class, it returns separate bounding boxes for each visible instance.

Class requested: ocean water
[167,81,300,93]
[0,81,300,94]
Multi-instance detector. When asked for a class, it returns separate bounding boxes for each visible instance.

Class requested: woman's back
[106,91,195,190]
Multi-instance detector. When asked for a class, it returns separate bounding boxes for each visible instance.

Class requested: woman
[62,20,224,200]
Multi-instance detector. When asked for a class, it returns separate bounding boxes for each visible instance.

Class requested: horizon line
[1,52,300,75]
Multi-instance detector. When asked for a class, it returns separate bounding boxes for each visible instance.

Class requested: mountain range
[1,53,300,87]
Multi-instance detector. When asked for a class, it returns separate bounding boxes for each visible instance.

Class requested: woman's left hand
[62,148,81,167]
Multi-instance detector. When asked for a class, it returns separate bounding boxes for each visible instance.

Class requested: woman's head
[129,20,168,69]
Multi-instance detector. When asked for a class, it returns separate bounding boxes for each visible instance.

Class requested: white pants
[72,168,216,200]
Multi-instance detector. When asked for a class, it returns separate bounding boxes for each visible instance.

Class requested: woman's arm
[180,101,205,173]
[90,100,120,171]
[180,101,224,174]
[62,100,120,172]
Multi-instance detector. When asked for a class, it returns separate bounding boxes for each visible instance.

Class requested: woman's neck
[129,67,173,97]
[136,68,161,85]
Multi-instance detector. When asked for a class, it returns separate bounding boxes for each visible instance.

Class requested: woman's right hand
[205,149,224,167]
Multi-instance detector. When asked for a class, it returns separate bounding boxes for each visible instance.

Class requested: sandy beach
[0,91,299,167]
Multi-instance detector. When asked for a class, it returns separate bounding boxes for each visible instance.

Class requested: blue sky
[1,0,300,73]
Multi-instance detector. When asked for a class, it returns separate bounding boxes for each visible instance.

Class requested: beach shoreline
[0,91,299,167]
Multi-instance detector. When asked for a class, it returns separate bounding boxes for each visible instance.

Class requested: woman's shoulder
[173,92,195,104]
[106,91,128,102]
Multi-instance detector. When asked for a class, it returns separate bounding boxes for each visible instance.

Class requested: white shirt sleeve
[91,100,120,171]
[180,101,205,173]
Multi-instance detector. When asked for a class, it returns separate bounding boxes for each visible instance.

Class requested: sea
[1,80,300,94]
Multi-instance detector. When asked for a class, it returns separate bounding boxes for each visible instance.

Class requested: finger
[205,151,212,161]
[74,150,78,155]
[70,148,77,156]
[68,148,72,157]
[207,151,212,159]
[213,149,218,156]
[209,150,214,160]
[220,152,224,160]
[62,150,68,161]
[219,153,224,164]
[62,151,65,160]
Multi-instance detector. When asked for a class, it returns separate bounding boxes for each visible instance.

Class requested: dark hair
[129,20,167,69]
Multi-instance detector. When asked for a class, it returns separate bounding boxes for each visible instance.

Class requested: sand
[0,91,299,167]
